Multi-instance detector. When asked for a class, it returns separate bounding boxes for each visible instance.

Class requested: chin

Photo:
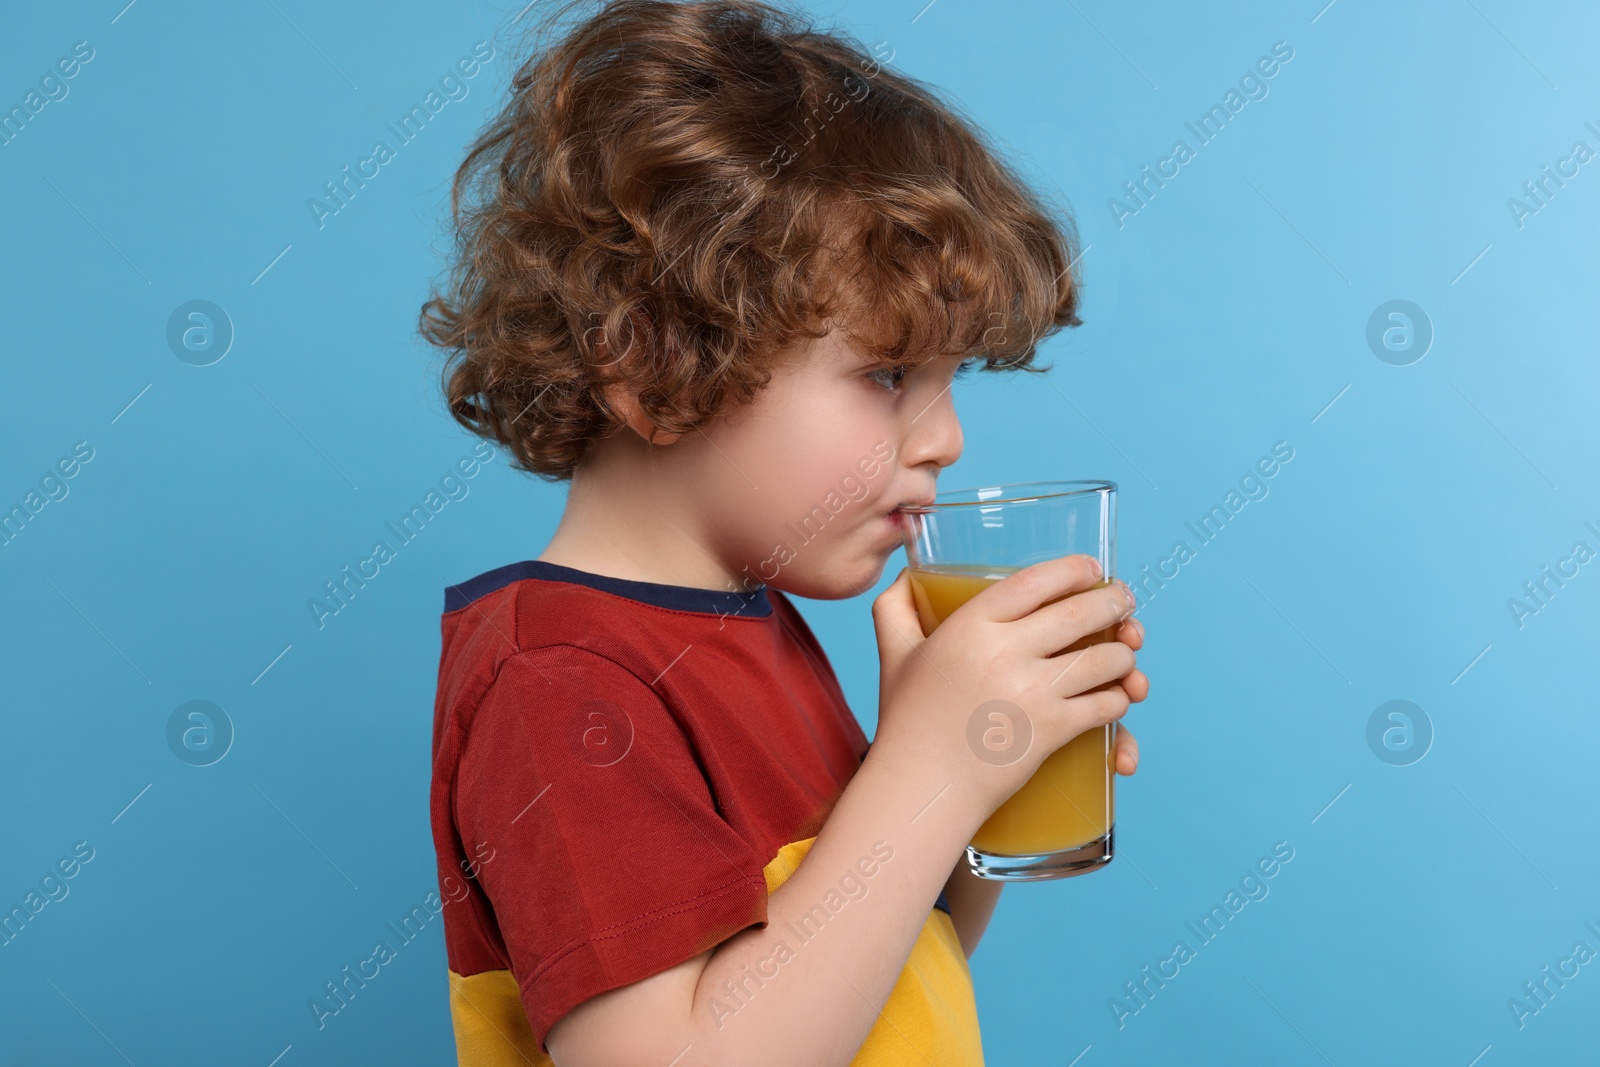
[770,551,895,601]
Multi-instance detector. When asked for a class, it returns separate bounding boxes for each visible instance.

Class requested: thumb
[872,567,927,676]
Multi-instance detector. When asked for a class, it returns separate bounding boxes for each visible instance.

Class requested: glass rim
[900,479,1118,512]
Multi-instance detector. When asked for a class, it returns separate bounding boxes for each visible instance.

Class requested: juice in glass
[908,565,1118,859]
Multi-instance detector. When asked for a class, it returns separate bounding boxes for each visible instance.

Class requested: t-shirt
[429,559,984,1065]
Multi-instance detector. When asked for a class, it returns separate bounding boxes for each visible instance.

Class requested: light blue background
[3,1,1596,1063]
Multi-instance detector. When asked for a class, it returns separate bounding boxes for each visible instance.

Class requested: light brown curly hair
[418,0,1085,483]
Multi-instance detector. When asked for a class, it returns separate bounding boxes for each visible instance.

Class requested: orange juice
[908,565,1117,855]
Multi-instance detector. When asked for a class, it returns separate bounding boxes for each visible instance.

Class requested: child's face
[676,326,967,600]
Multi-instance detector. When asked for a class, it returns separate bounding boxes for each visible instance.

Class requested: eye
[865,364,911,391]
[953,358,979,378]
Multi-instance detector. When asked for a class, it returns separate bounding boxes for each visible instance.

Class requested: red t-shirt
[429,559,972,1065]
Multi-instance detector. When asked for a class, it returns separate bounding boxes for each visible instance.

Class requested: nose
[902,377,964,474]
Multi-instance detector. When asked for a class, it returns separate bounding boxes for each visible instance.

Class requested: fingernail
[1089,557,1103,579]
[1133,618,1145,639]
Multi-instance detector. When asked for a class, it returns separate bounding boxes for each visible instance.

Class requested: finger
[1116,615,1144,651]
[1113,720,1139,775]
[1023,579,1135,658]
[964,553,1106,624]
[1058,683,1131,733]
[1119,668,1150,703]
[1043,640,1137,700]
[871,568,927,674]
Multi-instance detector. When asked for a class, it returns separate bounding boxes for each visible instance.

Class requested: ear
[592,312,684,447]
[602,379,684,447]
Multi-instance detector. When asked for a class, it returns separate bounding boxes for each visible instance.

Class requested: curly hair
[418,0,1085,482]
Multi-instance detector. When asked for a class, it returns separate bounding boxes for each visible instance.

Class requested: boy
[420,1,1149,1064]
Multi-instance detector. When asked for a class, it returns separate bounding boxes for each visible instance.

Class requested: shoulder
[486,641,658,695]
[469,643,676,751]
[440,573,677,705]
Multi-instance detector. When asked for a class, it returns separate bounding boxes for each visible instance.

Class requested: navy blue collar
[444,559,772,618]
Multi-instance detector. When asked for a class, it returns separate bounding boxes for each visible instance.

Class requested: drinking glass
[898,480,1119,881]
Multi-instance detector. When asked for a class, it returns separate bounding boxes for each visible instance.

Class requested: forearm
[687,749,985,1066]
[941,855,1003,958]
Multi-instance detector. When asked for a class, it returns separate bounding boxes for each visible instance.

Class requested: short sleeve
[454,644,770,1050]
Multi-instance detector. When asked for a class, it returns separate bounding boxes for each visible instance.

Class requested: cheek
[777,395,889,499]
[721,384,893,522]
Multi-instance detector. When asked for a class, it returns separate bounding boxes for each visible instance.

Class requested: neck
[536,442,746,593]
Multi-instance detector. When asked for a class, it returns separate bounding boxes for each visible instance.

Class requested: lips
[884,498,934,538]
[887,495,936,514]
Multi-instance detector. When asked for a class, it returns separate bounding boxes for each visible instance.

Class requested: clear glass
[899,480,1118,881]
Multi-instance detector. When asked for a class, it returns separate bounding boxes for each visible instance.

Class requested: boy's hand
[871,555,1148,816]
[1113,720,1141,775]
[1112,610,1147,775]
